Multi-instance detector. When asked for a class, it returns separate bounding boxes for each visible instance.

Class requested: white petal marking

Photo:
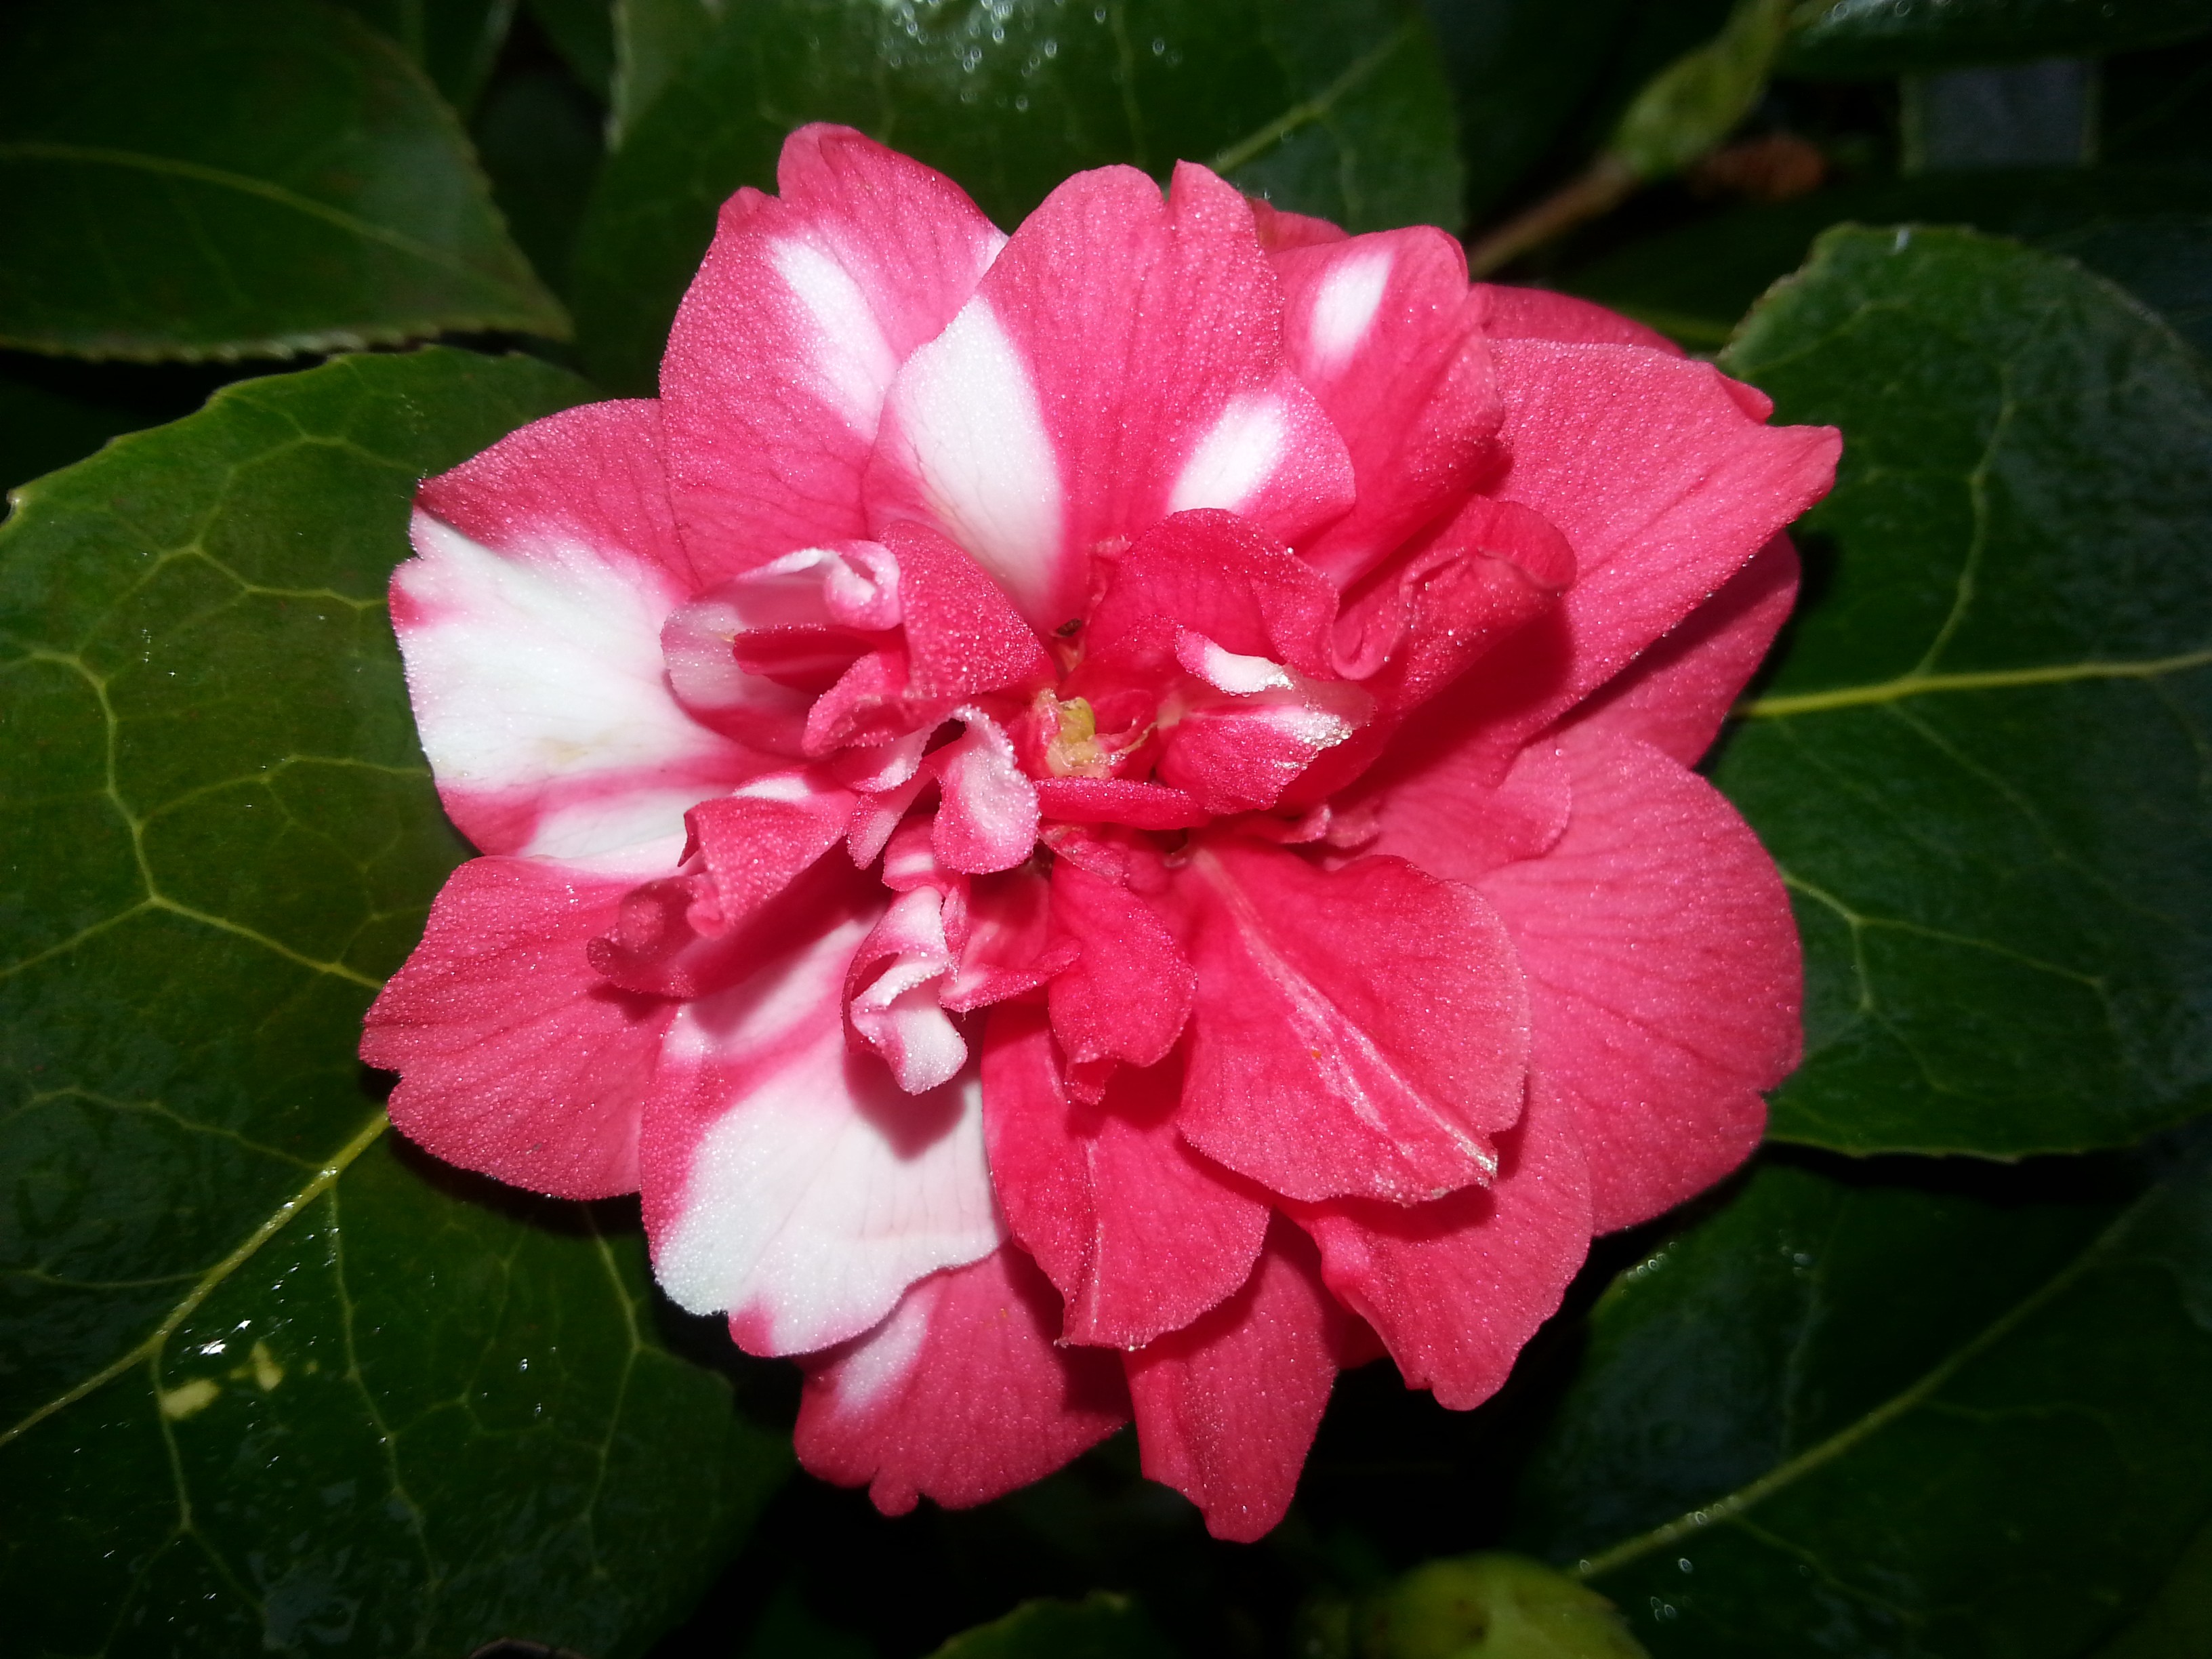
[1307,248,1394,375]
[828,1284,934,1412]
[885,300,1064,619]
[397,516,729,858]
[1170,393,1288,516]
[654,915,1004,1353]
[772,239,901,430]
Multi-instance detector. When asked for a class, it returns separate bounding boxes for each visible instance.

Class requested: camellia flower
[363,125,1839,1540]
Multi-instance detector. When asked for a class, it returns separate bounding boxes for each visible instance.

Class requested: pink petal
[395,401,760,859]
[983,1005,1268,1349]
[1369,738,1575,888]
[942,867,1076,1010]
[586,769,857,1000]
[1155,687,1366,817]
[363,849,676,1200]
[1403,341,1837,779]
[1084,509,1339,677]
[1275,229,1507,588]
[867,161,1354,633]
[1166,841,1529,1205]
[1046,859,1195,1077]
[1034,777,1210,830]
[1249,198,1349,250]
[794,1245,1130,1515]
[1123,1219,1359,1542]
[1288,496,1574,810]
[882,519,1054,701]
[1568,533,1800,767]
[1294,1077,1591,1411]
[930,710,1041,874]
[845,886,967,1092]
[661,125,1005,583]
[1475,284,1685,355]
[638,865,1004,1353]
[1478,726,1799,1233]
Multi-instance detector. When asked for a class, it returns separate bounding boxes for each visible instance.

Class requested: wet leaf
[1515,1155,2212,1656]
[0,0,567,361]
[0,348,787,1655]
[1713,227,2212,1156]
[571,0,1460,390]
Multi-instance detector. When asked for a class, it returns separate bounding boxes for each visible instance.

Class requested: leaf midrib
[1204,18,1415,178]
[0,1109,390,1450]
[1569,1181,2153,1582]
[0,140,506,287]
[1738,649,2212,718]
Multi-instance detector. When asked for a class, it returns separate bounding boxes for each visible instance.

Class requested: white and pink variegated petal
[846,886,967,1093]
[1477,727,1798,1234]
[1123,1218,1359,1542]
[661,125,1006,584]
[1275,228,1505,588]
[794,1245,1130,1517]
[1567,534,1801,769]
[638,870,1005,1355]
[396,401,760,859]
[363,839,684,1200]
[866,160,1353,633]
[930,709,1041,874]
[1294,1078,1591,1412]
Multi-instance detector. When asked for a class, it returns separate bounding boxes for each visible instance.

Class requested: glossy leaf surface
[1515,1155,2212,1656]
[0,0,567,361]
[1559,169,2212,350]
[572,0,1460,390]
[0,348,786,1656]
[1780,0,2212,78]
[1713,228,2212,1157]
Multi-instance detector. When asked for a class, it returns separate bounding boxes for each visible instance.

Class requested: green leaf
[1709,227,2212,1158]
[927,1593,1171,1659]
[612,0,722,141]
[1425,0,1635,220]
[572,0,1460,392]
[0,0,568,362]
[2091,1516,2212,1659]
[475,64,609,294]
[1513,1155,2212,1656]
[337,0,521,112]
[1558,169,2212,350]
[2041,215,2212,358]
[1780,0,2212,79]
[0,348,787,1654]
[533,0,618,97]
